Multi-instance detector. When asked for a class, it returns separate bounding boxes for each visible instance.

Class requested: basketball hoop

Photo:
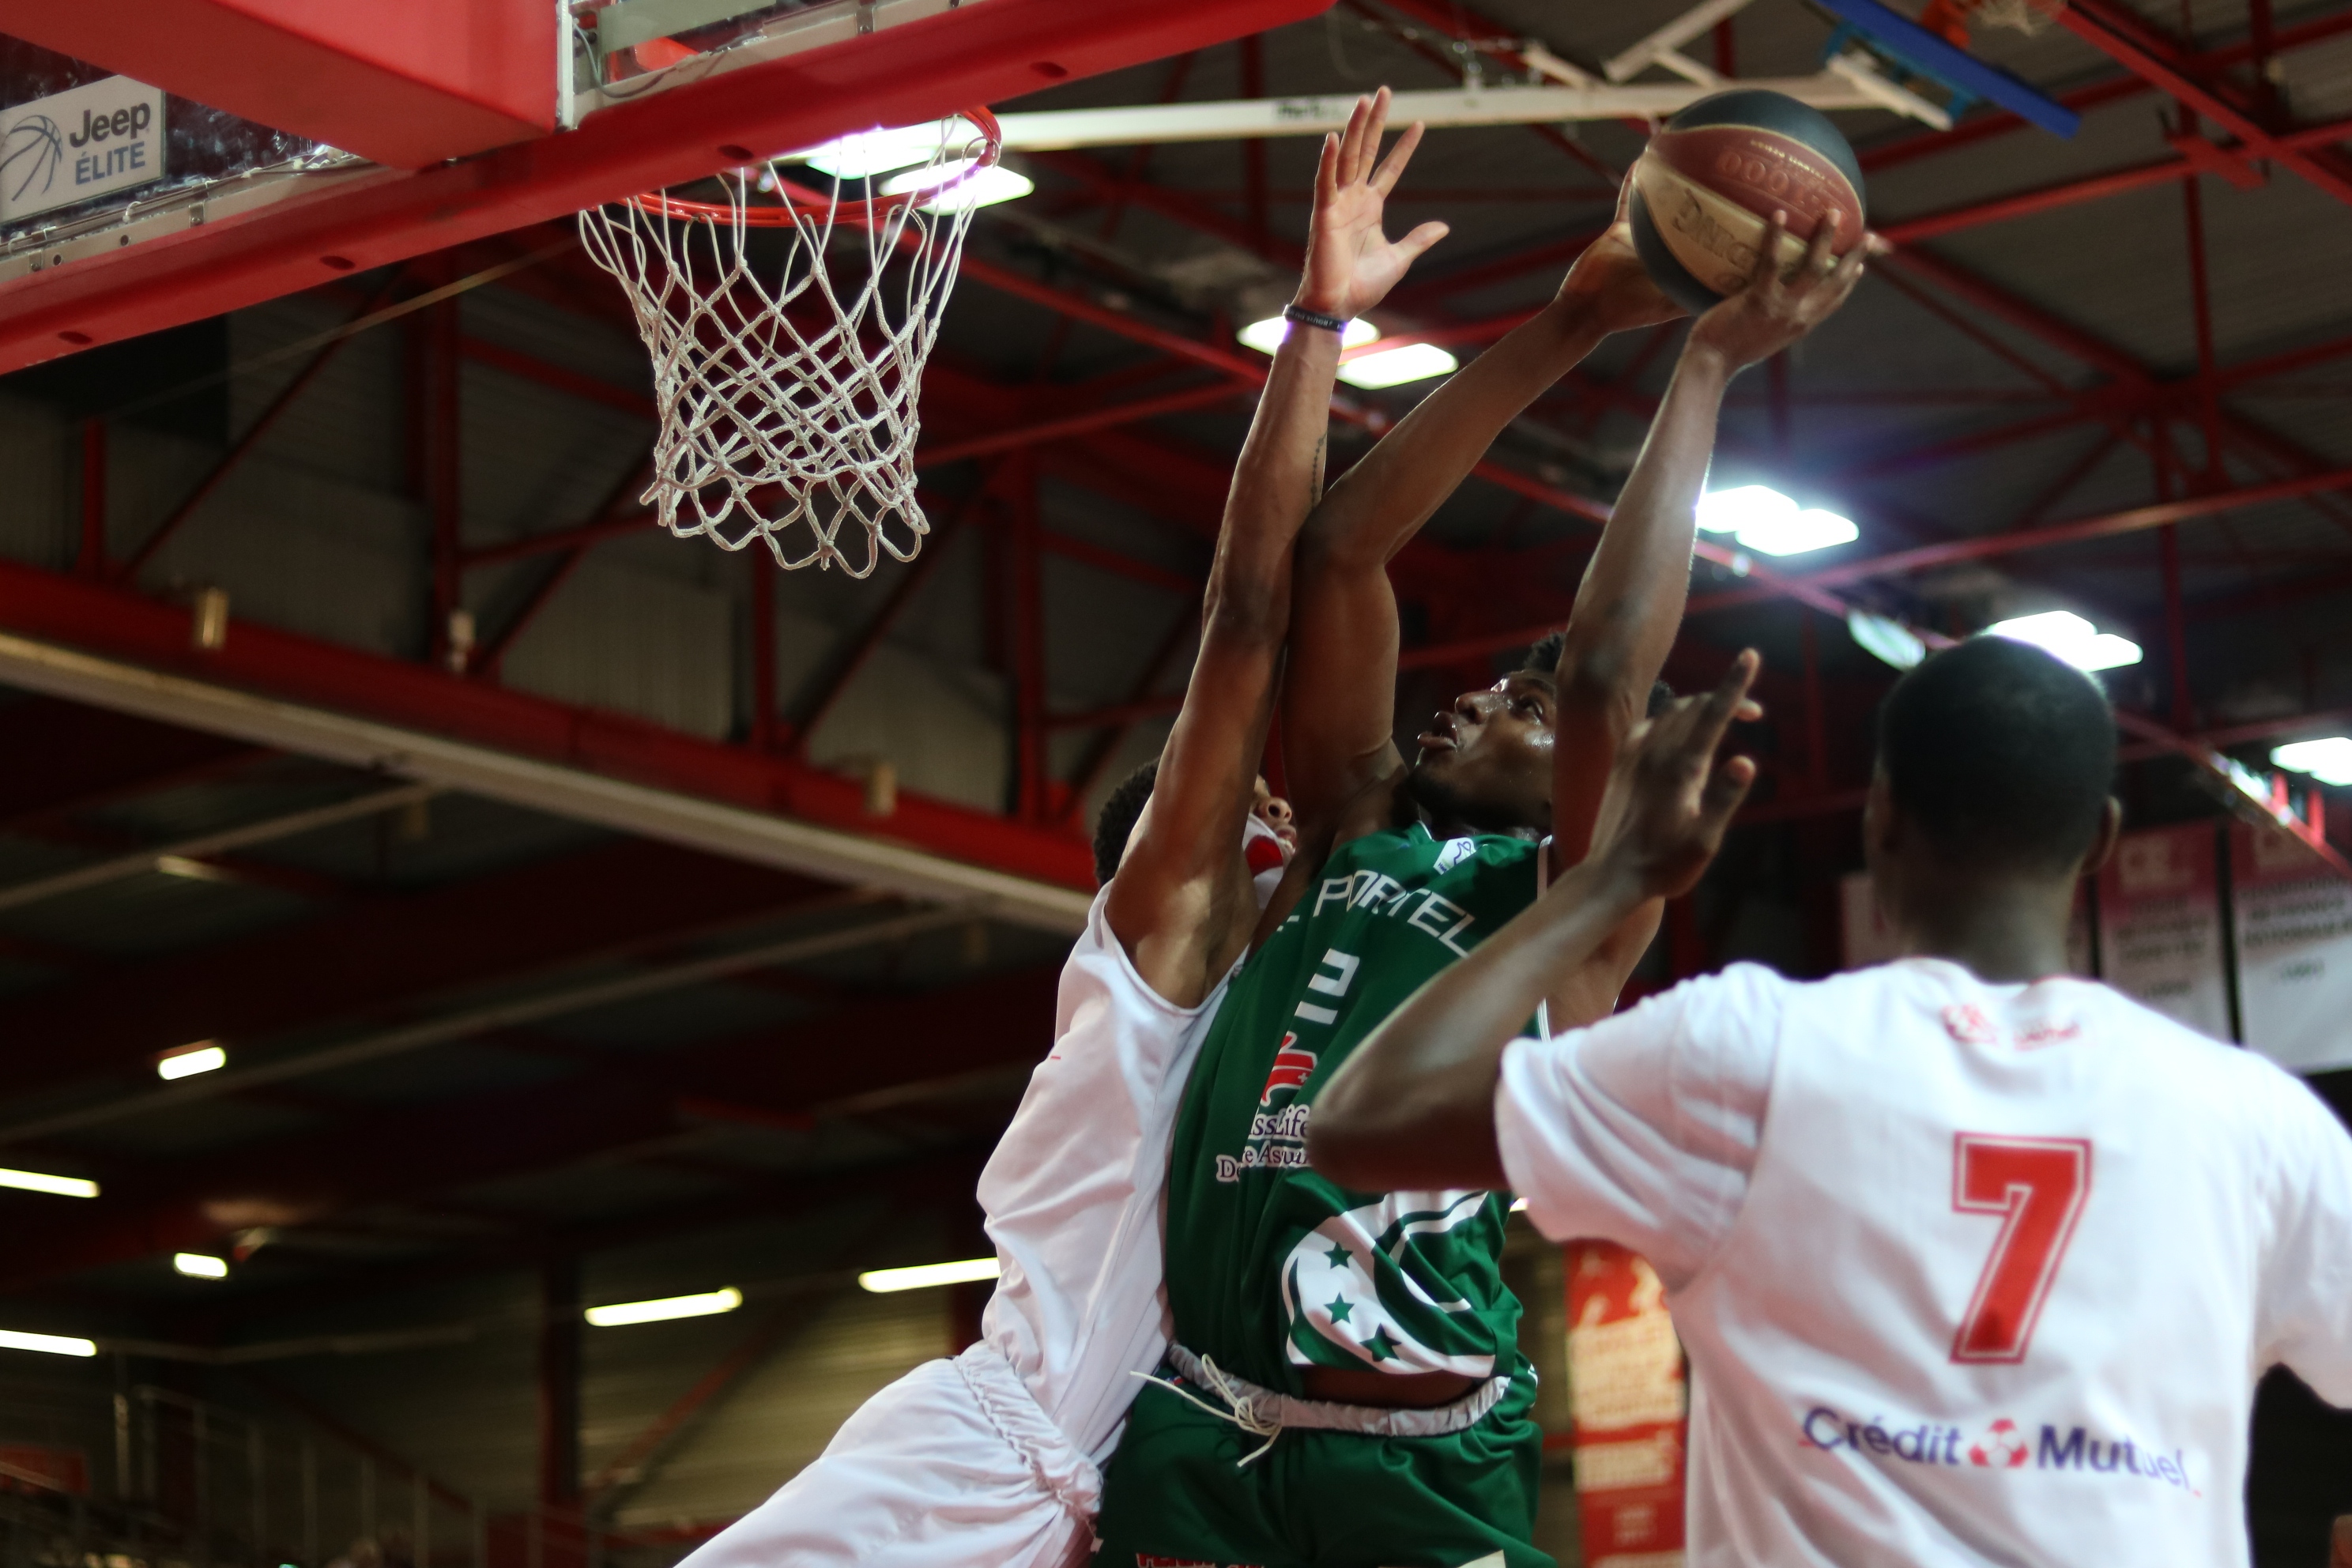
[577,108,1001,575]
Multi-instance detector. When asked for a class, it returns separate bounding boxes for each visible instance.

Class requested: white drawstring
[1130,1356,1283,1467]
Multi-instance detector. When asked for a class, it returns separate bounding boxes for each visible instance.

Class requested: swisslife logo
[1800,1404,2199,1495]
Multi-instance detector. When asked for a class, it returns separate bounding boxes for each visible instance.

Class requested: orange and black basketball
[1629,89,1866,316]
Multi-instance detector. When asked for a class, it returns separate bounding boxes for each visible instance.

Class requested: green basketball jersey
[1164,822,1547,1393]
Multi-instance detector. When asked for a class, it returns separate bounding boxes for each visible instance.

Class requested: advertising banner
[0,77,168,223]
[2097,824,2232,1041]
[2230,823,2352,1074]
[1565,1241,1687,1568]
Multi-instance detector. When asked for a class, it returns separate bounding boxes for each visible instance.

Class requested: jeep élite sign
[0,76,168,224]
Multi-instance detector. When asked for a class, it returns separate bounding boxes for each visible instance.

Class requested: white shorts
[677,1342,1098,1568]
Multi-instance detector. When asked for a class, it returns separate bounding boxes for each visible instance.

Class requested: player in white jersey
[1312,636,2352,1567]
[676,90,1446,1568]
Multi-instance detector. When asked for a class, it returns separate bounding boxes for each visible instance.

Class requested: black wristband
[1283,302,1349,334]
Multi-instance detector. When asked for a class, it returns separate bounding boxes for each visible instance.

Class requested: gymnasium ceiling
[0,0,2346,1369]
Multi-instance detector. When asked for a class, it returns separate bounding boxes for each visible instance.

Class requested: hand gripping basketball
[1556,173,1688,337]
[1685,209,1881,373]
[1590,650,1764,901]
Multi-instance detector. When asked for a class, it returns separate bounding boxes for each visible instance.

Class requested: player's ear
[2079,797,2123,879]
[1860,767,1900,867]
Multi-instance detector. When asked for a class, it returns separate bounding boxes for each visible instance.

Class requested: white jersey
[977,881,1237,1464]
[687,824,1271,1568]
[1496,957,2352,1568]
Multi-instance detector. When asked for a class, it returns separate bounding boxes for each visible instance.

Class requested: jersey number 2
[1949,1133,2091,1364]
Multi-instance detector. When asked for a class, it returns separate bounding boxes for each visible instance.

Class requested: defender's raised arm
[1108,89,1445,1004]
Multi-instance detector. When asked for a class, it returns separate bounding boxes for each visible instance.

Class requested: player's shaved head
[1877,635,2116,875]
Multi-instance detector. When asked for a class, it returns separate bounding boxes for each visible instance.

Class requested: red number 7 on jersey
[1950,1134,2092,1364]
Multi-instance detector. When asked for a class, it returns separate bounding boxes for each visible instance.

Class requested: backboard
[0,0,1332,375]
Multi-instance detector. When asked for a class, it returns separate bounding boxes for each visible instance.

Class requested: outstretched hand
[1296,87,1449,320]
[1589,651,1764,900]
[1556,169,1687,336]
[1687,209,1886,372]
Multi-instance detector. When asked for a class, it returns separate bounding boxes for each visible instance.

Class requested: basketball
[1628,89,1866,317]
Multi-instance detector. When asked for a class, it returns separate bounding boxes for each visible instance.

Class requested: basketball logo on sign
[2,114,62,204]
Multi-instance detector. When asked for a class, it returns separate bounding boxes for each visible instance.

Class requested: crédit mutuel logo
[1800,1404,2199,1495]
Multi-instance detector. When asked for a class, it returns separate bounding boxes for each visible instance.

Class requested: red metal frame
[0,0,560,169]
[0,552,1096,887]
[0,0,1335,373]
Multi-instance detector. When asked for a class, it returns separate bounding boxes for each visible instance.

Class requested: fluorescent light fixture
[0,1329,96,1358]
[1985,610,2143,673]
[797,123,948,179]
[1697,484,1787,534]
[2272,737,2352,787]
[1696,486,1857,556]
[584,1287,743,1327]
[858,1257,1001,1294]
[173,1253,228,1280]
[877,160,1032,213]
[1741,507,1856,557]
[156,1042,226,1080]
[0,1167,97,1199]
[154,854,225,881]
[1847,609,1926,670]
[1337,342,1459,389]
[1237,316,1381,355]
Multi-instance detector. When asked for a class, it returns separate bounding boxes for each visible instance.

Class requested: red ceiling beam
[1856,6,2352,174]
[2060,0,2352,207]
[0,700,258,826]
[0,963,1059,1293]
[0,555,1096,890]
[0,0,1332,375]
[0,842,828,1107]
[0,1,556,169]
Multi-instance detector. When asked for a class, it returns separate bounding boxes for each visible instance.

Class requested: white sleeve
[1493,963,1784,1291]
[2258,1078,2352,1407]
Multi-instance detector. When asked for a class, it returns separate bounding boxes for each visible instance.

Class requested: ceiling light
[1696,485,1857,556]
[2272,737,2352,787]
[0,1329,96,1358]
[584,1287,742,1327]
[1985,610,2143,672]
[172,1253,228,1280]
[1237,316,1381,355]
[1740,507,1856,557]
[156,1042,226,1080]
[858,1257,1001,1294]
[154,855,225,881]
[1697,484,1790,534]
[1337,342,1459,389]
[0,1167,97,1199]
[796,123,951,179]
[1846,609,1926,670]
[877,160,1032,213]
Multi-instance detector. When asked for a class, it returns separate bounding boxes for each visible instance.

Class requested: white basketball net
[577,115,992,575]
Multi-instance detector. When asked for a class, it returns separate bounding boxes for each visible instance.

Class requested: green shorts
[1091,1363,1553,1568]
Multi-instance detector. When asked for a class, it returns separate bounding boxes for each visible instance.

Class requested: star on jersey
[1279,1191,1499,1378]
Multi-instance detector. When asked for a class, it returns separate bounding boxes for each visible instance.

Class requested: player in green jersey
[1092,198,1883,1566]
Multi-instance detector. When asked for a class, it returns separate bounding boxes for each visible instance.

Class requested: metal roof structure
[0,0,2346,1555]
